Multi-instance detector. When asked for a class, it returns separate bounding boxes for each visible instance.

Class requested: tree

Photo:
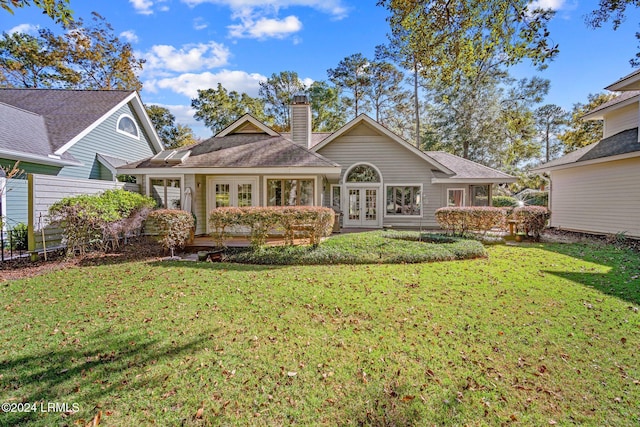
[146,105,197,148]
[53,12,144,90]
[258,71,307,131]
[327,53,372,119]
[557,93,616,153]
[0,31,75,88]
[379,0,558,84]
[307,80,347,132]
[1,0,73,24]
[535,104,567,163]
[0,12,144,90]
[365,60,407,124]
[191,83,270,135]
[586,0,640,66]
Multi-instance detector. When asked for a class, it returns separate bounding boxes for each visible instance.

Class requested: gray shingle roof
[121,133,340,169]
[0,88,133,152]
[425,151,516,180]
[534,127,640,170]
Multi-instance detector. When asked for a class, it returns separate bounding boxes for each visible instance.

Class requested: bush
[208,206,334,248]
[10,223,28,251]
[492,195,517,207]
[147,209,194,256]
[512,206,550,240]
[435,207,507,235]
[49,189,156,256]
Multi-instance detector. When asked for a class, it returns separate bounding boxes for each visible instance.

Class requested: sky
[3,0,640,139]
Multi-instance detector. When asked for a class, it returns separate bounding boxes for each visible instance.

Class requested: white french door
[344,186,381,227]
[207,177,258,232]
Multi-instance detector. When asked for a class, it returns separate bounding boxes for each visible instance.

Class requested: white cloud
[528,0,566,10]
[193,17,209,30]
[145,70,266,98]
[8,24,39,35]
[142,42,231,73]
[130,0,154,14]
[228,14,302,39]
[180,0,349,19]
[120,30,139,43]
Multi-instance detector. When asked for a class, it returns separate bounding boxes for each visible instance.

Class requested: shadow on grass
[538,242,640,305]
[0,328,210,425]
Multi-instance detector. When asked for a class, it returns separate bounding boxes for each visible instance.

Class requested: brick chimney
[290,94,312,148]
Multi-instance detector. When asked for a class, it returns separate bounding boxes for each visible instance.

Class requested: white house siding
[603,103,639,138]
[549,157,640,237]
[317,125,440,228]
[58,103,157,180]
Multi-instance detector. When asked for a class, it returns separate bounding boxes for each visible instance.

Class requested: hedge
[146,209,195,256]
[435,206,550,239]
[48,189,156,256]
[208,206,334,248]
[435,207,508,235]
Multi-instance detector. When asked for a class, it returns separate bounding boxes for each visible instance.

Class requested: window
[117,114,139,138]
[345,164,380,183]
[150,178,181,209]
[330,185,341,210]
[211,178,256,208]
[470,185,490,206]
[386,185,422,216]
[447,188,465,207]
[267,179,314,206]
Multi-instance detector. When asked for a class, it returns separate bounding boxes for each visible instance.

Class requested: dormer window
[116,114,139,139]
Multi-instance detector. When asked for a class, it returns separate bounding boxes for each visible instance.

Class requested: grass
[227,230,487,264]
[0,241,639,426]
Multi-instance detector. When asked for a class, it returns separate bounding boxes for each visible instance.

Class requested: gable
[342,122,380,137]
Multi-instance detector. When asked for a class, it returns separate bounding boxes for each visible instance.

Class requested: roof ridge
[426,151,512,176]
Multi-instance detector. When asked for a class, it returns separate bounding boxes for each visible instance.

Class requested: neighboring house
[119,96,515,235]
[0,89,163,240]
[533,69,640,237]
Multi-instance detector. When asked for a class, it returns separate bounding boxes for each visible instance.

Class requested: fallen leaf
[195,402,204,419]
[620,337,627,344]
[287,371,297,377]
[402,395,415,402]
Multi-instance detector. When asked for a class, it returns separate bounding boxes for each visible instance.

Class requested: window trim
[383,183,424,218]
[330,184,341,210]
[116,113,140,140]
[447,188,466,207]
[263,176,318,207]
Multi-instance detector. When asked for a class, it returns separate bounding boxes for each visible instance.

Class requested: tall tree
[1,0,73,24]
[585,0,640,66]
[365,60,407,124]
[191,83,269,135]
[51,12,144,90]
[145,105,197,148]
[307,80,347,132]
[378,0,558,87]
[258,71,306,131]
[535,104,567,163]
[557,93,616,153]
[327,53,372,118]
[0,31,75,88]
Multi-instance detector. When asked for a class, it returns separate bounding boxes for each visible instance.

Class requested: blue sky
[3,0,640,138]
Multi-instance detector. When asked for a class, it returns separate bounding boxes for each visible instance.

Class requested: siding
[603,103,639,138]
[4,179,28,227]
[549,157,640,237]
[317,124,440,227]
[58,103,157,179]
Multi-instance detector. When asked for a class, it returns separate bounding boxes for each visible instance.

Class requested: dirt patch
[0,237,166,281]
[542,228,640,251]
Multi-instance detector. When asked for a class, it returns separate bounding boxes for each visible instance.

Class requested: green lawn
[1,242,638,426]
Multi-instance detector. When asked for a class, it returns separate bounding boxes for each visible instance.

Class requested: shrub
[49,189,156,256]
[208,206,334,248]
[435,207,507,235]
[10,223,28,251]
[492,195,517,207]
[512,206,550,240]
[147,209,194,256]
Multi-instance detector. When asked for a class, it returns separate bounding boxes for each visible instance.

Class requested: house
[118,96,515,235]
[0,89,163,247]
[533,69,640,237]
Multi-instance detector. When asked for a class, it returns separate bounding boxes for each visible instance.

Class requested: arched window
[345,164,380,183]
[116,114,139,139]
